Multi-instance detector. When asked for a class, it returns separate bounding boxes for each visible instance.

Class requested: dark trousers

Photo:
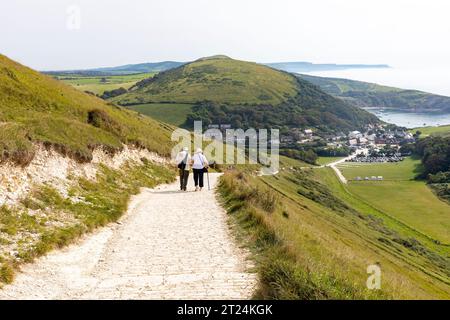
[193,169,204,188]
[179,169,189,190]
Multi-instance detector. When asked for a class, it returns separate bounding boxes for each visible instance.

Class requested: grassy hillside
[337,157,422,181]
[299,74,450,113]
[126,103,194,127]
[111,56,379,133]
[0,54,174,165]
[113,55,299,106]
[411,125,450,138]
[219,158,450,299]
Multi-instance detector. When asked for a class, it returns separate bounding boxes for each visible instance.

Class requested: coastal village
[207,123,416,164]
[280,123,416,161]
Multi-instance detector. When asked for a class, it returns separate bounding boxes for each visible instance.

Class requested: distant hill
[44,61,185,77]
[111,55,379,133]
[298,74,450,113]
[88,61,185,75]
[267,62,389,73]
[0,54,174,165]
[44,59,388,77]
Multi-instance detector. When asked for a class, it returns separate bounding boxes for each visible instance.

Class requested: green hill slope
[113,55,299,106]
[0,54,174,165]
[112,56,379,132]
[299,74,450,113]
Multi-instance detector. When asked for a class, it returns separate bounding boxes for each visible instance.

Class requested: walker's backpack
[178,152,188,170]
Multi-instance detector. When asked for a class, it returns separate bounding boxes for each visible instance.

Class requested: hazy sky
[1,0,450,71]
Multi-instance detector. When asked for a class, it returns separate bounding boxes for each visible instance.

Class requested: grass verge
[218,170,387,300]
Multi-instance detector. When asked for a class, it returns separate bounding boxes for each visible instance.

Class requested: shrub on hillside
[427,171,450,184]
[100,87,127,100]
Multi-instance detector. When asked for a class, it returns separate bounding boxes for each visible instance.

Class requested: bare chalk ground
[0,173,257,299]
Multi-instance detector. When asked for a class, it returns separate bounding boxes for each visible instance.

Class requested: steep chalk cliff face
[0,144,166,206]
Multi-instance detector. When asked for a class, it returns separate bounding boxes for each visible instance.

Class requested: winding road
[324,148,368,184]
[0,173,256,299]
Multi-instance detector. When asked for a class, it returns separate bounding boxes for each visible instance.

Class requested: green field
[53,73,153,95]
[335,157,450,244]
[126,103,193,127]
[337,157,422,181]
[347,181,450,244]
[410,125,450,138]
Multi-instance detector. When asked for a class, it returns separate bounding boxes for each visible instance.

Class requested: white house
[349,130,362,139]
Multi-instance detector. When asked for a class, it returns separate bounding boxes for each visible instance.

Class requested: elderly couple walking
[176,147,209,192]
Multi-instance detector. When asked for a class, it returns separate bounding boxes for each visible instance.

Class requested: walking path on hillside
[0,173,256,299]
[321,148,368,184]
[327,156,354,184]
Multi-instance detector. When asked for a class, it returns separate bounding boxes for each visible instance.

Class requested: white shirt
[191,153,208,170]
[175,151,191,171]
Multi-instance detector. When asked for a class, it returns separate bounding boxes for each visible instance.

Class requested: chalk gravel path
[0,173,257,299]
[325,148,369,184]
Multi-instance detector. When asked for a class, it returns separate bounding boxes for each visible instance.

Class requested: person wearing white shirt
[175,147,191,191]
[191,148,209,191]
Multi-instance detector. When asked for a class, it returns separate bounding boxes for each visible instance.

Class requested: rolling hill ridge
[113,55,299,106]
[44,59,388,77]
[298,74,450,113]
[111,56,380,132]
